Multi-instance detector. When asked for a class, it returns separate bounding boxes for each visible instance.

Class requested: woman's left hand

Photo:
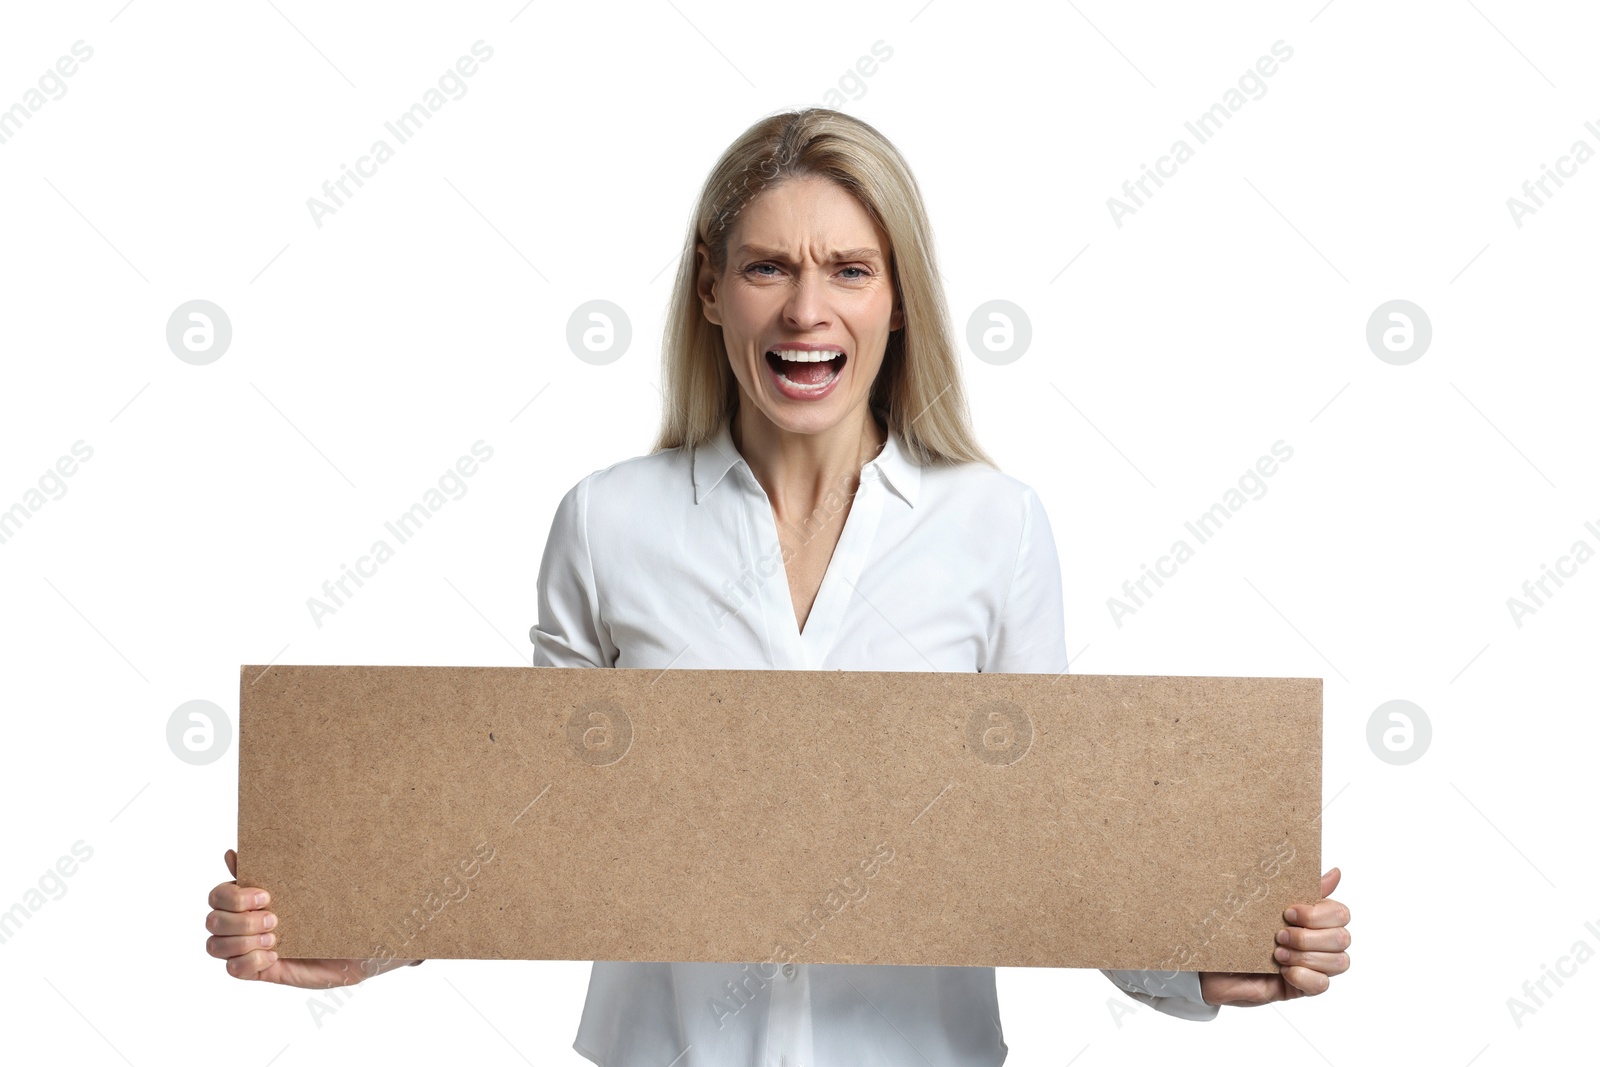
[1198,867,1350,1007]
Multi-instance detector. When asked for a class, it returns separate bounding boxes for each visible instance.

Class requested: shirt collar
[692,414,921,508]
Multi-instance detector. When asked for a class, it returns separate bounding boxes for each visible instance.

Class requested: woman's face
[697,175,903,438]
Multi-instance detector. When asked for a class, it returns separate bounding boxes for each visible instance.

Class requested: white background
[1,1,1595,1064]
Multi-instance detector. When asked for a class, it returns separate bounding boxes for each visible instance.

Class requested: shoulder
[555,442,693,527]
[915,459,1058,573]
[921,458,1049,520]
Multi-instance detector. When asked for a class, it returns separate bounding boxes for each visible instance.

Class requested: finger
[206,931,278,960]
[1277,925,1351,953]
[225,849,237,878]
[209,880,270,913]
[1285,898,1351,930]
[1273,946,1350,976]
[1320,867,1340,896]
[206,908,278,938]
[224,947,279,980]
[1280,963,1332,996]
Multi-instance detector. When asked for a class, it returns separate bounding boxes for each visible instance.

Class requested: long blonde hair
[651,107,995,469]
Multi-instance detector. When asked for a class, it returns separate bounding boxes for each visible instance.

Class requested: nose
[781,264,830,331]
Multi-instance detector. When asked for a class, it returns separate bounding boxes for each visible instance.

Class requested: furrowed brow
[737,244,884,265]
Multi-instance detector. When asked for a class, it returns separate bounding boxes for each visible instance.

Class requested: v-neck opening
[784,490,853,642]
[722,407,896,669]
[751,467,886,669]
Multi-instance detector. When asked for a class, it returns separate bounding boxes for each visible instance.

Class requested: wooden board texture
[237,664,1321,974]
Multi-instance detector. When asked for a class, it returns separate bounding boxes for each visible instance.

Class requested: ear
[889,295,905,332]
[695,241,722,327]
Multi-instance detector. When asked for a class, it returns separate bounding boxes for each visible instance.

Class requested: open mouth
[765,349,847,391]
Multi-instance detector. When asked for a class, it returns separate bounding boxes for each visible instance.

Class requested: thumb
[225,848,237,879]
[1320,866,1340,897]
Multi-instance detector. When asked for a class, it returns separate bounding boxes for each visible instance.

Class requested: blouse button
[782,964,797,980]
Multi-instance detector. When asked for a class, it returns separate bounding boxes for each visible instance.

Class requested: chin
[760,400,855,436]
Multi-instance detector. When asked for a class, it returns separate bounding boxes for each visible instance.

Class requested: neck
[731,404,887,514]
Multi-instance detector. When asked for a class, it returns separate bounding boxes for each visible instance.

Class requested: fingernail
[1274,946,1289,962]
[267,951,278,963]
[255,892,269,907]
[263,913,277,930]
[1285,908,1298,923]
[261,933,276,948]
[1276,930,1289,945]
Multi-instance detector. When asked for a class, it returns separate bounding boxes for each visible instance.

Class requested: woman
[206,107,1351,1064]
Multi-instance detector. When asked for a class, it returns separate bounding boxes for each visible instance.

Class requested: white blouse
[533,413,1218,1067]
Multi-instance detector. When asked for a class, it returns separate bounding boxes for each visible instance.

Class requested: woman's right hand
[206,848,372,989]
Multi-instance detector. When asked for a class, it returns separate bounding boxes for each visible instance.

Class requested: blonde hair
[651,107,996,469]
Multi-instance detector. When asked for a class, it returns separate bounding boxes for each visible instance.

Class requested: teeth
[769,348,844,362]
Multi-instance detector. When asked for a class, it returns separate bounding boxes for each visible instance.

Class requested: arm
[533,475,614,669]
[988,485,1219,1021]
[983,485,1067,676]
[1099,969,1218,1022]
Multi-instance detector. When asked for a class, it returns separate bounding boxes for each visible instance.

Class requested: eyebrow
[735,244,885,265]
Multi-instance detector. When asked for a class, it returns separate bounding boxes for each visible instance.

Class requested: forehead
[734,176,888,257]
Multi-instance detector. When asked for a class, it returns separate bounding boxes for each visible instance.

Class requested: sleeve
[1099,969,1219,1022]
[983,485,1069,675]
[988,486,1220,1021]
[533,475,615,668]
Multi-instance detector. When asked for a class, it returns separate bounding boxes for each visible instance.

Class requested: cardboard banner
[236,664,1321,974]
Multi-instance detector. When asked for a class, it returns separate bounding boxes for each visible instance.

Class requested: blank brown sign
[236,664,1321,974]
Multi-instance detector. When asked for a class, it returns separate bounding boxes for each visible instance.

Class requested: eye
[743,263,781,277]
[839,267,870,280]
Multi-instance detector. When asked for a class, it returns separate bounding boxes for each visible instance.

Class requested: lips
[766,348,846,386]
[764,347,847,398]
